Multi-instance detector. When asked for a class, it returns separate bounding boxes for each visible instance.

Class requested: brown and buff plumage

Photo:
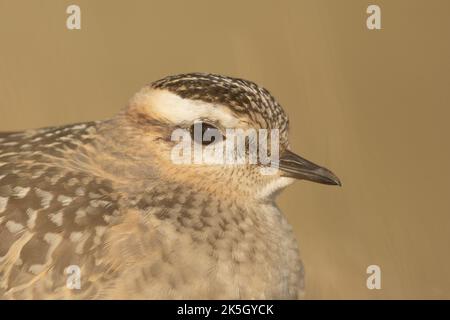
[0,73,339,299]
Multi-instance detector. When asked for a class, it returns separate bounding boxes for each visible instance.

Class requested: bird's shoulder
[0,122,130,298]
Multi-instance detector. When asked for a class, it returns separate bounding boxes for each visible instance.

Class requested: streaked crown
[150,73,289,143]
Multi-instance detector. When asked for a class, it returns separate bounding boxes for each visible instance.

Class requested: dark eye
[190,122,223,145]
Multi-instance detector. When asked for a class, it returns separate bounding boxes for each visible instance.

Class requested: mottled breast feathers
[0,120,304,299]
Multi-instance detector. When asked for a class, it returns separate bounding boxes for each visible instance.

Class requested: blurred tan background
[1,0,449,299]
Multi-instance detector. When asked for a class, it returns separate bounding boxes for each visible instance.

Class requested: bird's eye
[190,122,223,145]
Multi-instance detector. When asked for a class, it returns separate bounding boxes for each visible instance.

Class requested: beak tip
[316,167,342,187]
[326,170,342,187]
[279,149,342,187]
[324,175,342,187]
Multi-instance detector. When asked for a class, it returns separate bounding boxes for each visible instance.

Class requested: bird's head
[121,73,340,200]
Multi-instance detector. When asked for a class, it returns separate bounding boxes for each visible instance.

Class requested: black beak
[279,149,341,186]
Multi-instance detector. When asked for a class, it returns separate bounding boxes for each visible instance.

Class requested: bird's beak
[279,149,341,186]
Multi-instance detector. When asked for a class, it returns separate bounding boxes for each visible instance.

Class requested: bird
[0,73,340,299]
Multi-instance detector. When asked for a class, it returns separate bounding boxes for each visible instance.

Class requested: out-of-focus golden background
[1,0,449,299]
